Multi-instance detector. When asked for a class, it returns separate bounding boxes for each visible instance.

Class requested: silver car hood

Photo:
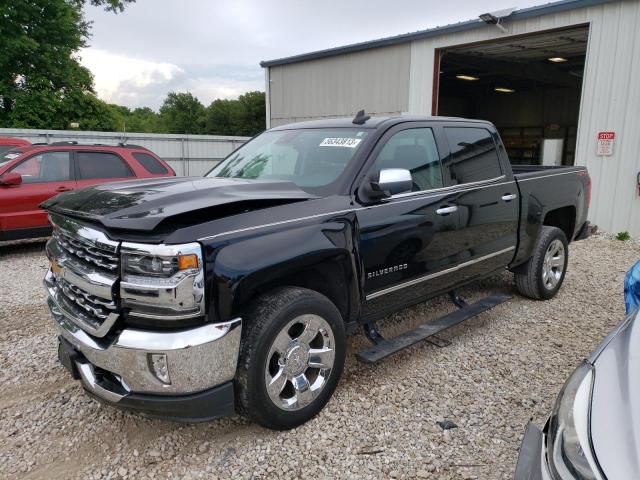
[590,309,640,478]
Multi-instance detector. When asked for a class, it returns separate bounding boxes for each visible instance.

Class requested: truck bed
[510,164,590,267]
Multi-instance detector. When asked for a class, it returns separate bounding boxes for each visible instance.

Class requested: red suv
[0,137,31,155]
[0,142,175,241]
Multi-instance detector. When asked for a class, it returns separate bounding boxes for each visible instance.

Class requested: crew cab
[42,115,591,430]
[0,142,175,241]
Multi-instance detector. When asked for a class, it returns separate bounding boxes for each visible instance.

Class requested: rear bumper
[47,288,242,421]
[574,221,594,241]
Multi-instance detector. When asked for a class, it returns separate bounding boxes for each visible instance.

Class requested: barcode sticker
[319,138,362,148]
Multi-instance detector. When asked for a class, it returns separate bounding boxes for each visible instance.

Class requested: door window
[443,127,502,184]
[9,151,71,183]
[77,152,134,179]
[371,128,443,192]
[133,152,169,174]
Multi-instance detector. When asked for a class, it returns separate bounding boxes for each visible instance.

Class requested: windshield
[206,128,369,189]
[0,148,25,168]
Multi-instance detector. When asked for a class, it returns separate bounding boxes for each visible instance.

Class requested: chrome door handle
[501,194,517,202]
[436,205,458,215]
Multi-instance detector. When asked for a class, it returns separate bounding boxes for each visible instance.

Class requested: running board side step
[356,293,511,364]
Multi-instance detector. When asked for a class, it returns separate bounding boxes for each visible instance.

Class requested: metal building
[261,0,640,237]
[0,128,248,176]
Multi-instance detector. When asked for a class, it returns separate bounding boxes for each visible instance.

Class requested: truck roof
[269,115,494,130]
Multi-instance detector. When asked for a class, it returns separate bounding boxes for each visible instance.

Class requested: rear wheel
[515,226,568,300]
[235,287,346,430]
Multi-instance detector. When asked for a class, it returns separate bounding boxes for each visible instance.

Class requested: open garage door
[435,25,588,166]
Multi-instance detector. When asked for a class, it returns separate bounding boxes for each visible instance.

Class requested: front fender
[206,214,361,325]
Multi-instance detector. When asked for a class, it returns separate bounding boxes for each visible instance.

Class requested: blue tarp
[624,261,640,316]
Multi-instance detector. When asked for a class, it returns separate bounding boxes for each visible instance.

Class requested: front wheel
[235,287,346,430]
[515,226,569,300]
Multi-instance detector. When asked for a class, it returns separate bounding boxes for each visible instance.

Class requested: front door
[356,125,463,319]
[0,151,75,233]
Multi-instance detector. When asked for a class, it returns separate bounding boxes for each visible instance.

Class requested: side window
[77,152,134,180]
[371,128,443,191]
[133,152,169,174]
[443,127,502,184]
[10,151,71,183]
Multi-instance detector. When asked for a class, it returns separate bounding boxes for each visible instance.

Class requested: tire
[515,226,569,300]
[235,287,346,430]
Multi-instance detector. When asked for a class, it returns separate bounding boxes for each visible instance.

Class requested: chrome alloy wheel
[542,239,565,290]
[264,314,335,411]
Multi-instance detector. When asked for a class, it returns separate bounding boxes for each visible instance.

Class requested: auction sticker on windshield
[319,138,362,148]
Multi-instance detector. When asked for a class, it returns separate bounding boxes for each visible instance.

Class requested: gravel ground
[0,234,638,480]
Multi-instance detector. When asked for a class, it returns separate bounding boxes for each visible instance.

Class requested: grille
[53,228,119,272]
[57,277,117,322]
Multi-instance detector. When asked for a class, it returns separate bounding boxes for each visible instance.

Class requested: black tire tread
[514,226,567,300]
[235,286,345,429]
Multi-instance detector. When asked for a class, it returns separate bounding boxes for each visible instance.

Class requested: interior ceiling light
[456,74,480,81]
[494,87,515,93]
[548,57,568,63]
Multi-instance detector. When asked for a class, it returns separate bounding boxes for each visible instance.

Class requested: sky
[81,0,546,110]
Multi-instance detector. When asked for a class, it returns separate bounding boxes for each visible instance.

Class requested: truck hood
[42,176,317,232]
[589,309,640,478]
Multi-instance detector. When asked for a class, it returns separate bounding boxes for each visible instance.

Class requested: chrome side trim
[365,246,516,300]
[198,179,515,241]
[390,175,508,200]
[515,170,580,181]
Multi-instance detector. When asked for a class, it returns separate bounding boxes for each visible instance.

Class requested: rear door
[357,123,463,318]
[0,150,75,232]
[440,125,519,283]
[74,151,136,189]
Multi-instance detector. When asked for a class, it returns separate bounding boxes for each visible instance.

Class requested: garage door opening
[435,25,588,166]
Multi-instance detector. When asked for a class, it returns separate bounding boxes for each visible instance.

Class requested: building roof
[260,0,616,68]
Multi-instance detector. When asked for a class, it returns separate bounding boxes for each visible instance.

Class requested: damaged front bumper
[46,277,242,421]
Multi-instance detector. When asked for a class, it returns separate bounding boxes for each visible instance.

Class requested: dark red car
[0,142,175,241]
[0,137,31,155]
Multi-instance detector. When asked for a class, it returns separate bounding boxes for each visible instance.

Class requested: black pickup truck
[42,114,591,429]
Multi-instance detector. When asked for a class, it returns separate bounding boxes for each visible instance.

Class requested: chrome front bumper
[46,275,242,401]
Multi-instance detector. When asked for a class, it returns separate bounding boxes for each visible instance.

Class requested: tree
[204,91,266,137]
[235,91,266,136]
[0,0,134,129]
[159,92,205,134]
[205,99,241,136]
[125,107,165,133]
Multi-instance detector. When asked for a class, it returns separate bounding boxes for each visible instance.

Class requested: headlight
[547,361,603,480]
[120,242,205,321]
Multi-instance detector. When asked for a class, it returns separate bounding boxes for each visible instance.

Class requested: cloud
[79,48,264,109]
[81,0,545,109]
[80,49,183,108]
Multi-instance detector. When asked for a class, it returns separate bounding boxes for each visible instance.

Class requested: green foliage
[0,0,133,130]
[616,231,631,241]
[159,92,206,134]
[204,91,266,136]
[0,0,265,136]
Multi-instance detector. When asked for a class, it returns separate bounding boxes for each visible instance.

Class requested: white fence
[0,128,250,176]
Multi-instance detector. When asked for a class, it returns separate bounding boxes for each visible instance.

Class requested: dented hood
[42,176,316,232]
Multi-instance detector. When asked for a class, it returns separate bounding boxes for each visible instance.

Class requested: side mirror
[0,172,22,186]
[367,168,413,198]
